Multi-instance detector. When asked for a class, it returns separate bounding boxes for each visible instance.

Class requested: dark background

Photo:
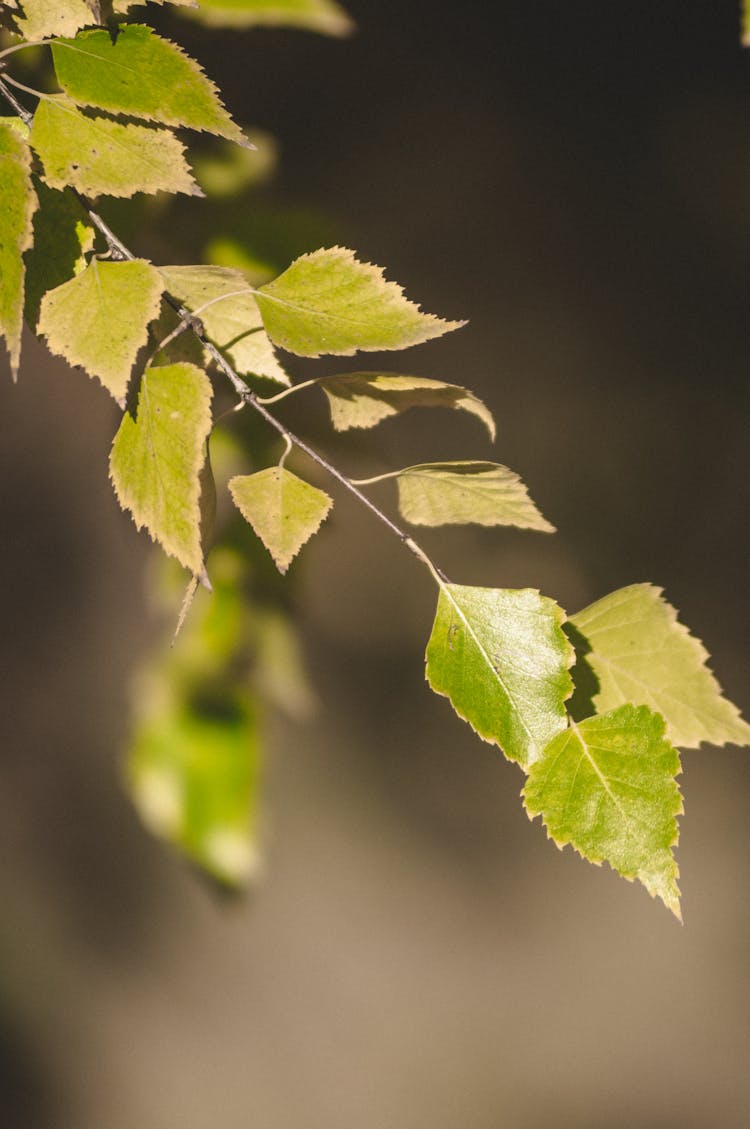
[1,2,749,1126]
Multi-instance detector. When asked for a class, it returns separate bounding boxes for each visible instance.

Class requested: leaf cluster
[0,0,748,916]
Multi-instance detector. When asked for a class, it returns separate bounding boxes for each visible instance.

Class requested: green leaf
[113,1,198,13]
[569,583,750,749]
[110,362,213,576]
[159,264,289,384]
[229,466,333,573]
[0,123,37,379]
[51,26,246,146]
[30,96,200,199]
[255,246,466,357]
[24,181,94,330]
[14,0,96,38]
[317,372,495,439]
[389,461,555,530]
[38,258,164,400]
[425,584,574,768]
[181,0,353,36]
[743,0,750,47]
[524,705,683,918]
[127,564,261,889]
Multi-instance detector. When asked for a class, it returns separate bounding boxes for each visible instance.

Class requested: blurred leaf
[127,565,261,889]
[524,705,683,918]
[38,258,163,399]
[193,130,278,197]
[0,122,37,379]
[253,609,317,720]
[160,264,289,383]
[391,461,554,530]
[52,25,247,145]
[30,96,201,198]
[181,0,353,36]
[110,362,213,576]
[570,584,750,748]
[426,584,574,768]
[229,466,333,573]
[256,246,466,357]
[318,372,495,439]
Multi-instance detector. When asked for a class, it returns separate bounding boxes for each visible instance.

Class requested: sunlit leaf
[159,264,289,384]
[229,466,332,573]
[569,584,750,749]
[317,372,495,439]
[391,461,554,530]
[14,0,96,38]
[524,705,683,918]
[181,0,353,36]
[425,584,574,768]
[0,122,37,379]
[110,362,213,576]
[52,25,246,145]
[256,246,465,357]
[38,258,164,400]
[30,96,200,199]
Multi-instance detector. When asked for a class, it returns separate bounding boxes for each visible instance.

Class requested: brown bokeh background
[2,2,750,1125]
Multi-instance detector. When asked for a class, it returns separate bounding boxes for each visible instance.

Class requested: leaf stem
[0,74,32,124]
[256,378,320,405]
[0,40,53,64]
[0,79,450,587]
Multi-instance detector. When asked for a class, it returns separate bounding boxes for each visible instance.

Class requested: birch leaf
[30,96,200,199]
[425,585,574,768]
[256,247,465,357]
[127,566,260,889]
[14,0,95,38]
[392,461,554,530]
[569,583,750,749]
[0,123,37,379]
[524,705,683,918]
[229,467,332,574]
[159,264,289,384]
[24,180,94,329]
[181,0,352,36]
[52,26,246,146]
[318,372,495,439]
[110,363,213,576]
[38,258,164,400]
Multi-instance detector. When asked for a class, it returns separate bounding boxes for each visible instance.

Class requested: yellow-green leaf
[14,0,95,38]
[524,705,683,918]
[317,372,495,439]
[159,264,289,384]
[256,246,465,357]
[0,122,37,379]
[110,363,213,576]
[30,96,200,199]
[24,180,94,330]
[390,461,554,530]
[52,25,246,146]
[38,258,164,400]
[229,466,332,573]
[181,0,353,36]
[425,584,574,768]
[127,560,261,890]
[570,583,750,749]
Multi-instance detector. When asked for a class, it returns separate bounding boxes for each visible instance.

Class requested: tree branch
[0,77,449,584]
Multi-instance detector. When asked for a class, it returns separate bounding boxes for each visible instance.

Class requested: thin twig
[0,77,450,586]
